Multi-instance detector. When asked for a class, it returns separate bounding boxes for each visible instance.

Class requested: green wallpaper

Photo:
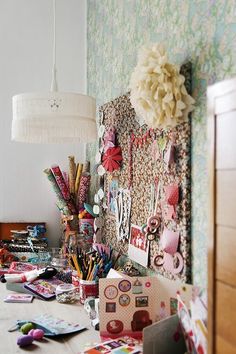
[87,0,236,286]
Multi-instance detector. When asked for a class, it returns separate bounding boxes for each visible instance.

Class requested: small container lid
[56,284,76,295]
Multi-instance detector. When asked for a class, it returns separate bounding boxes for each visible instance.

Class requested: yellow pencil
[72,254,83,279]
[88,264,96,281]
[86,257,93,280]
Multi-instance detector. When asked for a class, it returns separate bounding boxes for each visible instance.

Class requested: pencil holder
[79,279,99,304]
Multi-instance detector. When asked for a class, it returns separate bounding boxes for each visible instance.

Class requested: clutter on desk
[8,225,47,252]
[99,273,196,339]
[82,336,143,354]
[0,266,57,283]
[0,224,49,271]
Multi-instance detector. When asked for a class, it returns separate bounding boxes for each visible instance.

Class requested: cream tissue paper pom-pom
[129,44,195,129]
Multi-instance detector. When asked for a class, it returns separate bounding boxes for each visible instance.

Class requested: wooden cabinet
[208,78,236,354]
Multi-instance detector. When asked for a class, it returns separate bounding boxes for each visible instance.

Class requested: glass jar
[55,284,77,303]
[50,248,67,270]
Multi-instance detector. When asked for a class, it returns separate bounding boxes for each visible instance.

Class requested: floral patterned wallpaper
[87,0,236,287]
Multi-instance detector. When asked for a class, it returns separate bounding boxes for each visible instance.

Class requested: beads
[56,284,77,303]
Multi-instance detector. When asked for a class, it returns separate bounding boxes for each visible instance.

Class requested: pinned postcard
[128,225,149,267]
[107,176,119,216]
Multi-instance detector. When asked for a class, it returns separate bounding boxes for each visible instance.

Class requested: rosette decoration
[102,146,122,172]
[129,44,195,129]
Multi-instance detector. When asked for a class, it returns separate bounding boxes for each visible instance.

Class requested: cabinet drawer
[216,281,236,352]
[216,111,236,169]
[216,335,236,354]
[216,170,236,228]
[216,226,236,287]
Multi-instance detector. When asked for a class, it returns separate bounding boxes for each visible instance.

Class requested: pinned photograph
[106,302,116,313]
[135,296,149,307]
[107,176,119,216]
[128,224,149,267]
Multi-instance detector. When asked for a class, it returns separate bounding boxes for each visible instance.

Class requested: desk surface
[0,284,100,354]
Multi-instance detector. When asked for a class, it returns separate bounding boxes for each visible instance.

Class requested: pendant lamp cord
[51,0,58,91]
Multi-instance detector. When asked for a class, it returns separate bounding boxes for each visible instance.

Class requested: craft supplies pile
[44,156,98,251]
[0,225,48,263]
[44,157,93,217]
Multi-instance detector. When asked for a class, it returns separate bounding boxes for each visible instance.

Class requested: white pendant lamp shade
[12,92,96,143]
[12,0,97,144]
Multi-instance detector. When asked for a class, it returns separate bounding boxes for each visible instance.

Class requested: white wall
[0,0,87,246]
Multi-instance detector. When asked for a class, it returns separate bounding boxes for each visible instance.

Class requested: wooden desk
[0,284,100,354]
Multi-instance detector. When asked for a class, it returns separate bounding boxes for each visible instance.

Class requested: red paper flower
[102,146,122,172]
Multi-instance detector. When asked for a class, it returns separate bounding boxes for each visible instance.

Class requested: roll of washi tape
[146,232,156,241]
[147,215,161,229]
[153,255,164,267]
[148,225,158,234]
[163,252,184,274]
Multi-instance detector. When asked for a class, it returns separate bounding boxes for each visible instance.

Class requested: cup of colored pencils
[70,245,113,303]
